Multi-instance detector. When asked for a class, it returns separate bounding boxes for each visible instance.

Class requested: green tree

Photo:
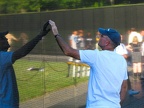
[0,0,143,14]
[0,0,42,13]
[40,0,61,11]
[0,0,22,14]
[22,0,41,12]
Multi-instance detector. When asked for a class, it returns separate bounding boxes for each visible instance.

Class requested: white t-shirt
[80,49,128,108]
[69,34,78,49]
[115,43,128,55]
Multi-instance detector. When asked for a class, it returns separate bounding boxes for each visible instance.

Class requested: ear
[105,40,110,46]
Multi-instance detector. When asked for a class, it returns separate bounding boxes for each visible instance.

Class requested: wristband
[55,34,60,38]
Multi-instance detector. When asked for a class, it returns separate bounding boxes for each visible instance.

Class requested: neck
[101,45,114,51]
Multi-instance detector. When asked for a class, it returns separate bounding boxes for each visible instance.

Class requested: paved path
[20,82,88,108]
[48,66,144,108]
[122,66,144,108]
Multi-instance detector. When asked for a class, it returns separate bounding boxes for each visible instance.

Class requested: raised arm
[49,20,80,60]
[12,21,50,63]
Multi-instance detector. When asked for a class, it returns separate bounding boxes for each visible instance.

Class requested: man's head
[98,28,121,50]
[0,31,10,51]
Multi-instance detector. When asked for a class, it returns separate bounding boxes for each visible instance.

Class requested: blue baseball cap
[98,28,121,46]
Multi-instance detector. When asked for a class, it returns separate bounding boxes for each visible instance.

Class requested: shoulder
[80,49,98,54]
[80,49,100,60]
[0,51,13,55]
[0,51,13,63]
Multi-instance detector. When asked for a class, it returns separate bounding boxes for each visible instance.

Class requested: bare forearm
[120,90,127,105]
[55,34,71,55]
[12,35,43,62]
[120,80,128,106]
[49,20,80,59]
[55,34,80,60]
[12,21,50,63]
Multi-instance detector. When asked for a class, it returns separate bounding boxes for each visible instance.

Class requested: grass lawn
[14,59,89,102]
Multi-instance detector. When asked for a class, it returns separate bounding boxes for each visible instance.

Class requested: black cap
[0,31,9,38]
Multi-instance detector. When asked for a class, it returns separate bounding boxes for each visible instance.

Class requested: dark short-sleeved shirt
[0,51,19,108]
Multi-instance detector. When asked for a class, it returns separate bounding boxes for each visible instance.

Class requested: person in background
[68,30,78,61]
[0,21,50,108]
[49,20,128,108]
[140,30,144,79]
[95,31,101,50]
[85,32,94,50]
[115,35,140,95]
[127,28,142,66]
[6,33,19,51]
[127,36,142,80]
[140,30,144,41]
[141,36,144,56]
[18,32,29,46]
[77,29,85,50]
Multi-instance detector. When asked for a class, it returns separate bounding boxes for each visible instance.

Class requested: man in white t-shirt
[49,20,128,108]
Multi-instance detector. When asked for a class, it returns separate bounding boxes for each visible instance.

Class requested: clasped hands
[39,20,59,37]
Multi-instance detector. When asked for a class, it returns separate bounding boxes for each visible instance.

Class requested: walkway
[48,66,144,108]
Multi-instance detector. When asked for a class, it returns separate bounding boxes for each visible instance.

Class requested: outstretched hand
[49,20,59,36]
[39,21,51,36]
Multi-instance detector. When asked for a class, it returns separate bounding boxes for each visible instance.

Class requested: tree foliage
[0,0,143,14]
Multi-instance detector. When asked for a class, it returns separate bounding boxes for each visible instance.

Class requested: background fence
[0,4,144,55]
